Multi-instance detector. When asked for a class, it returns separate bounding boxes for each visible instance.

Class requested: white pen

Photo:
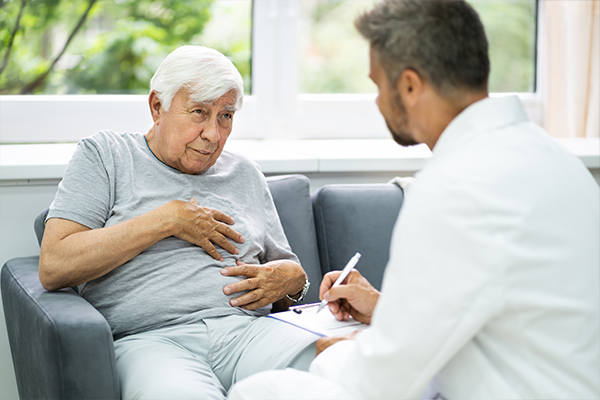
[317,252,362,313]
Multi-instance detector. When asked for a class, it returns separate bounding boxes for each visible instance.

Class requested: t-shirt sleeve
[47,137,112,230]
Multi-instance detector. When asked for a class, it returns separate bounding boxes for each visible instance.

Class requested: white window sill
[0,138,598,183]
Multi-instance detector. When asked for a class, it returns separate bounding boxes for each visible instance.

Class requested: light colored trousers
[114,314,318,400]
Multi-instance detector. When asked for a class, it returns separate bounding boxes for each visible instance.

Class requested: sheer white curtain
[541,0,599,138]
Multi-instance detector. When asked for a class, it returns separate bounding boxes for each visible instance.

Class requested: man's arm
[39,198,244,291]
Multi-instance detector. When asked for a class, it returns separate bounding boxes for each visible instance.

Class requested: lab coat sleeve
[310,179,507,399]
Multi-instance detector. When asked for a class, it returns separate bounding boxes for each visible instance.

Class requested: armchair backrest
[312,184,404,290]
[34,207,49,247]
[266,175,321,303]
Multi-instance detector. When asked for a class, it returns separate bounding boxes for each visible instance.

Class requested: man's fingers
[210,209,236,225]
[240,298,271,311]
[223,276,258,295]
[216,224,244,244]
[228,288,265,308]
[210,233,239,255]
[198,240,223,262]
[221,264,260,278]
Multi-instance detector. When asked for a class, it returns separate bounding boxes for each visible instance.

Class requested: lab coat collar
[432,95,530,156]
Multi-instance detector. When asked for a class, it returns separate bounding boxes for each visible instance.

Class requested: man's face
[149,88,237,174]
[369,47,419,147]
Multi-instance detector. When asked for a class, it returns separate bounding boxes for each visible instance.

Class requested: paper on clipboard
[268,303,368,337]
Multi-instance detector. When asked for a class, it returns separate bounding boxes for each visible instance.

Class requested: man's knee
[121,368,226,400]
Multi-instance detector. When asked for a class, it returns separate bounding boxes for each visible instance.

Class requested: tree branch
[20,0,98,94]
[0,0,27,78]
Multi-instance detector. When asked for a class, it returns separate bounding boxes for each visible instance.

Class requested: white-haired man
[39,46,317,399]
[228,0,600,399]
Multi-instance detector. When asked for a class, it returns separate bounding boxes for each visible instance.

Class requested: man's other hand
[320,269,380,325]
[221,260,306,310]
[167,198,244,261]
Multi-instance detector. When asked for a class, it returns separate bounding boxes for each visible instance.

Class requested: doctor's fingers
[324,284,361,303]
[326,284,377,315]
[319,269,368,299]
[319,270,343,299]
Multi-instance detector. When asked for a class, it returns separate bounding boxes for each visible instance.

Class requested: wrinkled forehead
[188,89,239,111]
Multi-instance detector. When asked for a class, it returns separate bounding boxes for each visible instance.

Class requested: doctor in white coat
[228,0,600,399]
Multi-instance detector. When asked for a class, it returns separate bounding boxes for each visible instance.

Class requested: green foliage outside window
[470,0,537,93]
[0,0,252,95]
[300,0,537,94]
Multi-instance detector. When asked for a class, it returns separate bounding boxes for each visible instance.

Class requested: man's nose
[201,117,220,143]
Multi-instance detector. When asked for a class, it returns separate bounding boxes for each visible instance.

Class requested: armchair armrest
[2,257,120,400]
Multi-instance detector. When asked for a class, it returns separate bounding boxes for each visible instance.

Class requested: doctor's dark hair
[355,0,490,97]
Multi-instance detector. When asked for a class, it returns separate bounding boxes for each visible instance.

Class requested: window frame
[0,0,542,144]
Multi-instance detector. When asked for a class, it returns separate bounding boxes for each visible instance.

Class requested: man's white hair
[150,45,244,111]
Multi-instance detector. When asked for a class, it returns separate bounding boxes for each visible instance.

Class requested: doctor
[228,0,600,399]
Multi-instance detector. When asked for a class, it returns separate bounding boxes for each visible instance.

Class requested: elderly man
[38,46,317,399]
[228,1,600,399]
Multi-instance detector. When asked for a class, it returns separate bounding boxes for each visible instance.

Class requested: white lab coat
[228,96,600,400]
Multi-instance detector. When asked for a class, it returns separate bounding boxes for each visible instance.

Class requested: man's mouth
[192,148,212,156]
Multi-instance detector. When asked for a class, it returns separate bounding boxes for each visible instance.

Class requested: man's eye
[223,113,232,120]
[194,109,204,115]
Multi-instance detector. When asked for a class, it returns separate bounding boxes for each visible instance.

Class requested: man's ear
[396,69,424,108]
[148,91,162,123]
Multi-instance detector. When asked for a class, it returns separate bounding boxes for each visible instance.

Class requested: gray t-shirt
[48,130,299,339]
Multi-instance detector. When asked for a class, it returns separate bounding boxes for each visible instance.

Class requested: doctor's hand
[316,330,360,356]
[320,269,380,325]
[221,260,307,311]
[165,198,245,261]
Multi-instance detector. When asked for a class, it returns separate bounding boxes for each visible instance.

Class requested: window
[0,0,252,95]
[0,0,540,144]
[299,0,377,94]
[470,0,537,93]
[298,0,538,94]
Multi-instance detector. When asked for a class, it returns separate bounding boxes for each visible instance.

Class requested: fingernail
[234,248,239,254]
[221,269,228,275]
[231,299,238,306]
[224,287,231,294]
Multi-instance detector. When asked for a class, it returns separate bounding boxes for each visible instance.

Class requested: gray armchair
[2,174,404,400]
[312,183,404,290]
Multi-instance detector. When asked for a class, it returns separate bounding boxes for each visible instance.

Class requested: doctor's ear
[396,69,424,107]
[149,91,163,123]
